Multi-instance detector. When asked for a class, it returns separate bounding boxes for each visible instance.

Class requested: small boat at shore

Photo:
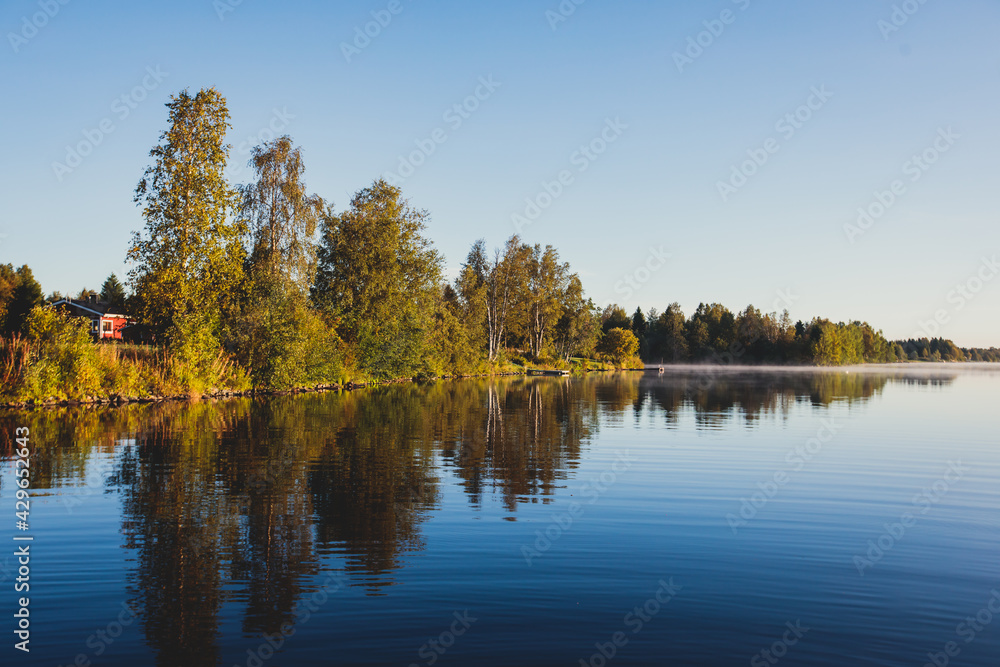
[527,368,571,377]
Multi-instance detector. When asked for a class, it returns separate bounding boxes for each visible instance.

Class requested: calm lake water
[1,366,999,666]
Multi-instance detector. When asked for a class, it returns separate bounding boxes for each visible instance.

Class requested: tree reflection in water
[0,369,951,664]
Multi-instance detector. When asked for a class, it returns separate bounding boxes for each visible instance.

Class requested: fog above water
[646,362,1000,378]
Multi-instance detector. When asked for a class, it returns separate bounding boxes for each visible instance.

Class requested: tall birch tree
[128,87,243,339]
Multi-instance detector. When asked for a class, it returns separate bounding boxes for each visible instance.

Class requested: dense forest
[609,304,999,365]
[0,87,995,402]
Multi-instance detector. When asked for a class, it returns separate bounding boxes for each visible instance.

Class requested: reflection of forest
[0,370,954,663]
[638,369,905,428]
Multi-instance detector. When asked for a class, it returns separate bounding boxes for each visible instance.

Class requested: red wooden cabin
[50,296,133,341]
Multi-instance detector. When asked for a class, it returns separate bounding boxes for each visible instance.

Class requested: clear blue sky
[2,0,998,346]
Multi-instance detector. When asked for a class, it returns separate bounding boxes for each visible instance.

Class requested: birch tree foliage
[553,275,600,361]
[457,236,596,361]
[483,236,525,361]
[456,239,489,346]
[230,135,337,389]
[455,237,525,361]
[524,244,569,358]
[128,87,244,338]
[238,136,324,291]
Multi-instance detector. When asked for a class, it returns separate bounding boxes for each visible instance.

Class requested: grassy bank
[0,309,637,408]
[1,309,250,405]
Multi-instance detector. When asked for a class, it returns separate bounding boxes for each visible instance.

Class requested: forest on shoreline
[1,87,996,404]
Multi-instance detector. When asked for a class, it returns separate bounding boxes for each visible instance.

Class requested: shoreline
[0,371,530,411]
[4,361,996,411]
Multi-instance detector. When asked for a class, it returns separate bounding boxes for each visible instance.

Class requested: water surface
[1,366,998,666]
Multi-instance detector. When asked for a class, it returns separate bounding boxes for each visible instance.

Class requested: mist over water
[1,367,997,666]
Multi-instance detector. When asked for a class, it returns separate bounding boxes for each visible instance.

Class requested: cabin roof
[49,299,129,319]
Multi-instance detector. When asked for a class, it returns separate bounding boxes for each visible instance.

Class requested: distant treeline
[1,87,994,402]
[897,338,999,363]
[603,303,898,366]
[595,303,992,366]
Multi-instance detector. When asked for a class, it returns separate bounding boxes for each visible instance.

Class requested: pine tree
[0,264,44,336]
[100,273,127,311]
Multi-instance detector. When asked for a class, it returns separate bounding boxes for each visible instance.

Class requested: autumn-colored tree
[599,327,640,368]
[811,319,843,366]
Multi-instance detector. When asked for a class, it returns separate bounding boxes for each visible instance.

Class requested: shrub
[231,281,344,390]
[0,307,248,403]
[167,311,246,395]
[18,307,103,400]
[598,328,640,369]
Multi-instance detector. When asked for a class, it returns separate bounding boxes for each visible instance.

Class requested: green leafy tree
[631,307,647,338]
[736,305,768,358]
[688,303,737,358]
[427,286,481,376]
[128,87,244,340]
[552,275,600,361]
[686,318,709,356]
[17,307,102,399]
[857,322,889,362]
[232,279,343,389]
[313,179,442,379]
[232,136,339,389]
[0,264,18,334]
[455,240,490,353]
[893,343,907,362]
[630,307,648,358]
[524,244,569,358]
[648,303,688,362]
